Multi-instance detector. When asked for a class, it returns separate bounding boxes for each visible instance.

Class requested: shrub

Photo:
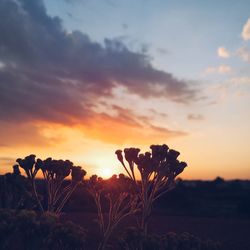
[0,168,34,209]
[0,209,86,250]
[118,227,221,250]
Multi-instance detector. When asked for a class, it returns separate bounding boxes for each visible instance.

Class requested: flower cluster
[71,166,87,183]
[38,158,72,180]
[116,144,187,181]
[16,154,37,179]
[16,155,86,183]
[88,175,104,191]
[115,144,187,236]
[16,155,86,213]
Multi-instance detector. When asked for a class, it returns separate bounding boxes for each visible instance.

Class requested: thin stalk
[95,194,105,234]
[31,179,44,212]
[55,184,77,214]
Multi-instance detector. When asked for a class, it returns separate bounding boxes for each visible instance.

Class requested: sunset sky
[0,0,250,179]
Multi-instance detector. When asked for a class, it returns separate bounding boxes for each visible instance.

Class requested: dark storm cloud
[0,0,197,125]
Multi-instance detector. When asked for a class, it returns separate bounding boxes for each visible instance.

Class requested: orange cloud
[80,111,186,145]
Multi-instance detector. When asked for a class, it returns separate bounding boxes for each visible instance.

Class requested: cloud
[0,0,197,128]
[148,108,168,118]
[217,47,230,58]
[215,19,250,65]
[79,105,186,144]
[228,77,250,85]
[0,121,61,148]
[0,61,5,68]
[241,18,250,41]
[0,157,16,171]
[157,48,168,55]
[122,23,128,30]
[80,110,187,145]
[205,65,232,75]
[237,46,250,62]
[187,114,204,121]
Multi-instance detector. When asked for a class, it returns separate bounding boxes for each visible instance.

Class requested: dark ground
[60,178,250,250]
[62,212,250,250]
[2,174,250,249]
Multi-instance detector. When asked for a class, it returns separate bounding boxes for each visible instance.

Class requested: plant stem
[31,179,44,212]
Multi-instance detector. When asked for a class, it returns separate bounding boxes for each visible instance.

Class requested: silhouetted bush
[0,168,34,209]
[0,209,86,250]
[118,227,221,250]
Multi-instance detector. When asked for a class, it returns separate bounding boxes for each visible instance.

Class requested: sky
[0,0,250,179]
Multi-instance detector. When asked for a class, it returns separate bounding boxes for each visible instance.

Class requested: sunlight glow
[98,167,113,179]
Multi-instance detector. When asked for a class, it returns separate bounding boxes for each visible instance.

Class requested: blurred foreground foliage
[118,227,221,250]
[0,171,34,209]
[0,209,86,250]
[0,209,221,250]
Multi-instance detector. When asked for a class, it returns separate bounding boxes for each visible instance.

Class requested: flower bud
[115,150,124,164]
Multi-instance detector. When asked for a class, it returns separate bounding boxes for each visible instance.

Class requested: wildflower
[115,150,124,164]
[16,155,87,213]
[115,144,187,236]
[12,164,21,175]
[71,166,86,182]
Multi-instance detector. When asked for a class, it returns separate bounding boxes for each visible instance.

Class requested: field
[63,212,250,250]
[1,168,250,249]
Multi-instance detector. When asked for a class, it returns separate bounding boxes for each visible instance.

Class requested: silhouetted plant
[16,155,86,214]
[87,175,140,250]
[15,155,43,211]
[0,209,86,250]
[0,166,34,209]
[115,144,187,235]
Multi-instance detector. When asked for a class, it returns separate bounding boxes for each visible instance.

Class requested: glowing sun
[99,167,113,179]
